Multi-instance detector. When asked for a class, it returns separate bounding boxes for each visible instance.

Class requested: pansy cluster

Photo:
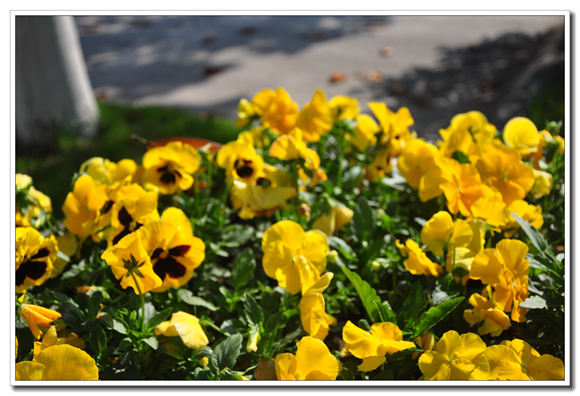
[14,87,565,382]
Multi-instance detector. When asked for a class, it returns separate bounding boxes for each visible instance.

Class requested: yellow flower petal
[33,344,98,380]
[293,336,340,380]
[275,353,297,380]
[342,321,381,359]
[15,361,47,380]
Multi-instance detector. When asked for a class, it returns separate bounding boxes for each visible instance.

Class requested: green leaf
[511,213,550,254]
[209,334,243,372]
[341,266,382,323]
[452,150,470,164]
[357,319,371,331]
[374,300,397,323]
[222,224,254,248]
[352,197,374,242]
[519,295,548,309]
[101,313,128,335]
[231,248,257,290]
[89,323,107,354]
[86,291,103,319]
[177,289,218,311]
[147,307,173,330]
[59,302,86,333]
[327,236,356,260]
[243,293,264,325]
[410,296,464,340]
[142,336,159,350]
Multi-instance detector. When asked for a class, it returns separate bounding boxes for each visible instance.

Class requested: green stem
[337,137,347,188]
[201,320,229,336]
[130,271,146,332]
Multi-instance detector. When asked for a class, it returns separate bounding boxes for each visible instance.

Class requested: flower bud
[297,203,311,222]
[371,260,381,271]
[199,357,209,367]
[246,330,260,353]
[327,250,339,264]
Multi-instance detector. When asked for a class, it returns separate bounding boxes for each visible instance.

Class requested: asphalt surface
[75,15,565,140]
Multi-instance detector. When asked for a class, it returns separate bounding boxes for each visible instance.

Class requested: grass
[15,102,242,218]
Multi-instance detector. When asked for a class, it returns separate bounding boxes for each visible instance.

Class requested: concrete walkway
[75,15,565,140]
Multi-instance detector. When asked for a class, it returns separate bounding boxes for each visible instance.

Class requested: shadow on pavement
[359,25,565,140]
[77,16,393,101]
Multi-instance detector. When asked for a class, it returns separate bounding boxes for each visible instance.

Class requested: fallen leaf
[203,65,227,76]
[238,27,257,35]
[380,45,394,57]
[368,70,383,83]
[329,71,346,83]
[202,35,215,45]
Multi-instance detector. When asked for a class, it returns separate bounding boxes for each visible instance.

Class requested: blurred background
[15,14,566,215]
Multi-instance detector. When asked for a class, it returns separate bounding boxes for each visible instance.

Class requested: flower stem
[130,271,146,332]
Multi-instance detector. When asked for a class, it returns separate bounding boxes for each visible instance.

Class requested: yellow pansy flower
[470,196,511,229]
[484,339,564,380]
[503,116,540,155]
[445,218,487,275]
[252,87,298,135]
[476,144,535,206]
[275,336,341,380]
[343,320,416,371]
[296,88,333,143]
[345,114,379,151]
[530,169,553,199]
[421,211,473,257]
[396,239,443,277]
[412,332,436,359]
[470,239,529,323]
[119,207,204,293]
[441,111,496,146]
[369,102,415,156]
[502,199,543,238]
[464,292,511,337]
[80,157,137,186]
[216,140,265,184]
[262,220,328,295]
[16,227,58,293]
[419,330,490,380]
[438,159,496,217]
[141,141,200,195]
[235,98,257,128]
[15,174,52,228]
[298,262,335,341]
[329,95,360,121]
[16,344,98,380]
[155,311,209,349]
[230,164,297,219]
[19,298,62,340]
[62,175,109,238]
[100,232,162,295]
[105,184,160,246]
[397,139,440,189]
[269,127,327,188]
[49,233,77,279]
[438,128,481,165]
[312,204,353,236]
[365,147,393,182]
[33,325,86,358]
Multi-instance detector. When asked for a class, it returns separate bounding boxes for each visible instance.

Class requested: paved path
[75,15,564,140]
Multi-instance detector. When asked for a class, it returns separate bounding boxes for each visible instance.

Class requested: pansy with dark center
[15,227,57,293]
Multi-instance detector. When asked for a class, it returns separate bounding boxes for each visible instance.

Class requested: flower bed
[14,87,566,382]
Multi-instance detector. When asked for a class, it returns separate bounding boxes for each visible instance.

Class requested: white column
[16,16,98,146]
